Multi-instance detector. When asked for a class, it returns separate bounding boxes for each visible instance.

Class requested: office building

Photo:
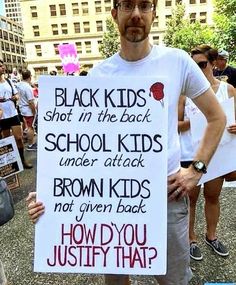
[0,15,25,73]
[4,0,23,24]
[20,0,213,78]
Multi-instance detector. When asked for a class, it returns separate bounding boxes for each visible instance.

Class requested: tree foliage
[213,0,236,61]
[99,17,120,58]
[163,4,214,53]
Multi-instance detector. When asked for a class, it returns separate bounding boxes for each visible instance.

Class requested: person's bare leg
[203,177,224,240]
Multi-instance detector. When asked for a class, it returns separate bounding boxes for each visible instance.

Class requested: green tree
[213,0,236,61]
[99,17,120,58]
[164,4,214,52]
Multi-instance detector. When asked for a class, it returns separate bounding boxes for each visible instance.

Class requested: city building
[0,15,25,73]
[20,0,213,78]
[4,0,22,24]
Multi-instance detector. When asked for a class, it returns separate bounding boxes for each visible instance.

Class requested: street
[0,150,235,285]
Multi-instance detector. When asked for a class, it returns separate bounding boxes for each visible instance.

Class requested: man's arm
[168,87,226,201]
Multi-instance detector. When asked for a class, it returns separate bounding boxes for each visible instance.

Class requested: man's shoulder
[89,53,119,75]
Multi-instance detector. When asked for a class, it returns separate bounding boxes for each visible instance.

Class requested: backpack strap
[5,78,14,96]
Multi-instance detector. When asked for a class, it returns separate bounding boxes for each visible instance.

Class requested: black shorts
[181,161,193,168]
[0,115,21,130]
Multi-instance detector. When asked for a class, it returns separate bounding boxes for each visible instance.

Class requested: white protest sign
[35,76,168,275]
[189,97,236,184]
[0,136,23,178]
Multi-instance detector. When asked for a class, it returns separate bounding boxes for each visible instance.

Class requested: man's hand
[26,192,45,224]
[168,167,202,201]
[227,124,236,134]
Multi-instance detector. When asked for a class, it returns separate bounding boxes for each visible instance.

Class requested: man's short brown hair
[113,0,158,9]
[21,69,31,80]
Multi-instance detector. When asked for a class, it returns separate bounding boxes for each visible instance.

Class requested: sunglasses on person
[197,61,208,69]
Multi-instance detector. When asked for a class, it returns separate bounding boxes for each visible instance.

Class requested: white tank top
[180,81,229,161]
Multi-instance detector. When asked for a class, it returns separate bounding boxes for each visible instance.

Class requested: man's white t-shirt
[89,45,210,176]
[0,79,18,119]
[17,81,35,116]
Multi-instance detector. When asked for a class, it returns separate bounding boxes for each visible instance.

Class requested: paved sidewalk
[0,151,235,285]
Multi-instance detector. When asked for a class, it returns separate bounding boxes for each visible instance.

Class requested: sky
[0,1,5,16]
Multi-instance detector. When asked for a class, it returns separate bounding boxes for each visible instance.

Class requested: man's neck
[0,74,5,82]
[119,38,152,61]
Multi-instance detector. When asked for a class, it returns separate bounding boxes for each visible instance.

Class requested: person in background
[10,67,21,86]
[79,70,88,76]
[49,70,57,76]
[26,1,226,284]
[179,45,236,261]
[17,70,37,151]
[214,49,236,88]
[0,59,32,169]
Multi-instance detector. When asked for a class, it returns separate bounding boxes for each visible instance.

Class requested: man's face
[111,1,156,43]
[215,57,227,70]
[0,62,6,76]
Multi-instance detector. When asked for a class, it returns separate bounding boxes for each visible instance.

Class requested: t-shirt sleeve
[26,85,34,100]
[181,51,210,99]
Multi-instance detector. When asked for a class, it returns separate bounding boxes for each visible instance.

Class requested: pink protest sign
[58,43,80,73]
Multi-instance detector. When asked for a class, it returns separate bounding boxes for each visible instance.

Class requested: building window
[85,41,91,53]
[95,1,102,13]
[104,0,111,12]
[153,17,159,28]
[200,12,207,23]
[96,21,103,32]
[35,45,42,56]
[189,13,196,23]
[82,2,89,15]
[51,24,59,35]
[165,15,171,24]
[30,6,38,18]
[12,55,16,63]
[153,36,159,45]
[74,22,80,33]
[59,4,66,16]
[176,0,182,3]
[33,25,40,37]
[75,42,82,54]
[72,3,79,15]
[14,35,19,44]
[165,0,172,6]
[5,43,10,52]
[34,67,48,77]
[200,0,207,3]
[9,33,13,41]
[83,21,90,33]
[54,44,59,55]
[61,23,68,34]
[49,5,57,16]
[189,0,196,4]
[11,44,15,53]
[3,31,8,40]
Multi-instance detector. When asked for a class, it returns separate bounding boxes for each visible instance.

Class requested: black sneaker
[205,237,229,257]
[190,242,203,261]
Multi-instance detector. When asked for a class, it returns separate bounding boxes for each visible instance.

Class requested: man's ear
[111,8,118,23]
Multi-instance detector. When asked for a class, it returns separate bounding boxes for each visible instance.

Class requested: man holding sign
[28,0,226,285]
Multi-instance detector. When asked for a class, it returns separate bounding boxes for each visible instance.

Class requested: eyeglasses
[116,1,155,13]
[197,61,208,69]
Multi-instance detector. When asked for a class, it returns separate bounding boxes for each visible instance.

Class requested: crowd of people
[1,0,236,284]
